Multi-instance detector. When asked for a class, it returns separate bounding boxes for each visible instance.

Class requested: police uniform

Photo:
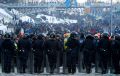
[111,35,120,74]
[17,36,32,73]
[98,33,110,74]
[66,33,80,74]
[45,34,61,74]
[33,35,45,73]
[82,35,95,73]
[2,34,15,73]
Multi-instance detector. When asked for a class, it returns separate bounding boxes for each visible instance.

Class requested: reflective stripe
[14,43,18,50]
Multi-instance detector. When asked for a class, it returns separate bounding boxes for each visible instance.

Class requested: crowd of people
[0,31,120,75]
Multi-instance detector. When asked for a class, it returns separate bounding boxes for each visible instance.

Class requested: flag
[74,0,77,7]
[65,0,77,8]
[65,0,71,8]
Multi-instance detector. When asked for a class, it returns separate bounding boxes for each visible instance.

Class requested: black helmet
[29,34,35,39]
[4,33,11,38]
[101,33,109,39]
[115,34,120,41]
[23,34,29,39]
[50,33,56,38]
[86,34,94,40]
[56,34,61,38]
[70,32,78,38]
[80,33,84,39]
[38,34,44,40]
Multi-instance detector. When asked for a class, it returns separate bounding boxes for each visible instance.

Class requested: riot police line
[0,32,120,74]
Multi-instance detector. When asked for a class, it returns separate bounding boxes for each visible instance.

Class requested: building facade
[0,0,18,3]
[87,0,96,3]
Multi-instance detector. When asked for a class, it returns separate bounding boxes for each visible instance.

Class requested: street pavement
[0,73,119,76]
[0,67,119,76]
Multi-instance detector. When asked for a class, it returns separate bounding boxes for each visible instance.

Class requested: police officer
[56,34,64,73]
[82,35,95,73]
[111,35,120,74]
[94,34,100,73]
[2,34,15,73]
[0,34,3,51]
[45,33,61,74]
[66,32,80,74]
[56,34,64,67]
[17,35,32,73]
[98,33,110,74]
[0,34,3,62]
[33,34,45,73]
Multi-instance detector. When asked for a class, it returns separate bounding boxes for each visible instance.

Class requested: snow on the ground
[20,16,35,23]
[0,8,13,19]
[36,14,77,24]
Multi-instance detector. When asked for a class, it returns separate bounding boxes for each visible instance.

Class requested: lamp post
[110,0,113,36]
